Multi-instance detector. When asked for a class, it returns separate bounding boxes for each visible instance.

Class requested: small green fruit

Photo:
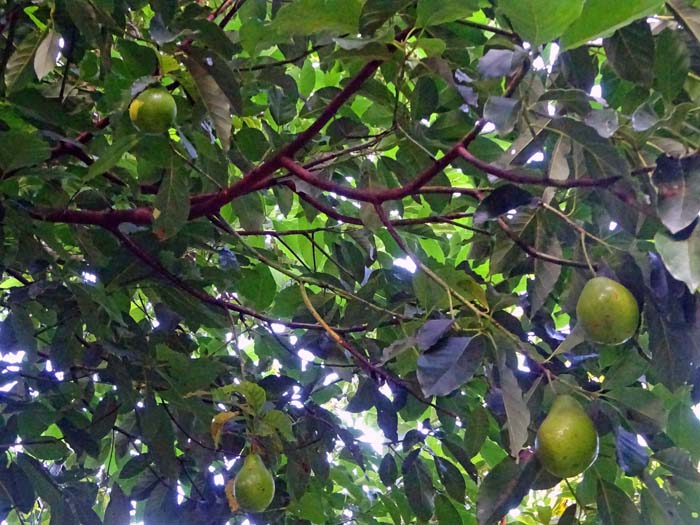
[535,395,599,478]
[576,276,639,345]
[128,88,177,134]
[233,453,275,513]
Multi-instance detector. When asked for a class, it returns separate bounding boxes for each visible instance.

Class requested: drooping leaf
[185,58,232,151]
[402,451,435,522]
[499,362,530,457]
[476,455,539,525]
[153,163,191,240]
[417,336,485,397]
[379,453,398,486]
[33,30,61,80]
[434,456,465,502]
[104,483,131,525]
[615,426,649,476]
[654,29,690,100]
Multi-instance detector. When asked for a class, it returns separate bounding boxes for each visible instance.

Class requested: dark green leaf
[104,483,131,525]
[483,97,521,135]
[596,479,641,525]
[417,336,485,397]
[654,29,690,100]
[476,455,539,525]
[654,447,700,481]
[615,426,649,476]
[474,185,536,225]
[379,453,398,486]
[411,77,439,121]
[402,451,435,522]
[86,135,141,180]
[434,456,465,502]
[153,164,191,240]
[435,494,463,525]
[603,21,655,87]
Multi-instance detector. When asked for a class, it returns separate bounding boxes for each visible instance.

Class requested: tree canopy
[1,0,700,524]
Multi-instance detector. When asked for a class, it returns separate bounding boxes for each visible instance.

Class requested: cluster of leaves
[1,0,700,524]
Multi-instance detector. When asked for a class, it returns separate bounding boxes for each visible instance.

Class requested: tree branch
[112,229,368,332]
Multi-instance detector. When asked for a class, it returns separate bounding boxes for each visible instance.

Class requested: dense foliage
[1,0,700,523]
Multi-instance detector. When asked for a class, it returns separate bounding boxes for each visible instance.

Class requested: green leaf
[560,0,663,50]
[603,21,655,87]
[434,456,465,502]
[498,0,583,47]
[104,483,131,525]
[360,0,409,35]
[262,409,294,441]
[0,131,50,174]
[652,155,700,234]
[654,447,700,481]
[0,461,36,514]
[435,494,464,525]
[417,336,485,397]
[529,220,562,314]
[483,96,521,135]
[230,191,265,231]
[33,30,61,80]
[416,0,478,27]
[499,362,530,457]
[153,164,191,240]
[379,453,398,486]
[237,264,276,310]
[272,0,362,36]
[4,31,42,92]
[463,406,489,458]
[667,0,700,43]
[547,118,630,179]
[186,58,231,151]
[477,455,538,525]
[411,76,439,121]
[140,401,178,480]
[231,381,267,413]
[655,227,700,292]
[86,135,141,180]
[402,451,435,522]
[654,29,690,100]
[596,479,641,525]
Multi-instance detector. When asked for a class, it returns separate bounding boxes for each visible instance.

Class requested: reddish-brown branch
[457,147,621,189]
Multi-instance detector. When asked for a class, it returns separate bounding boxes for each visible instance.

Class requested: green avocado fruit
[129,87,177,134]
[535,395,599,478]
[576,276,639,345]
[233,453,275,513]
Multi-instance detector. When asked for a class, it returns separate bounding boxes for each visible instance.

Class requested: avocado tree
[1,0,699,523]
